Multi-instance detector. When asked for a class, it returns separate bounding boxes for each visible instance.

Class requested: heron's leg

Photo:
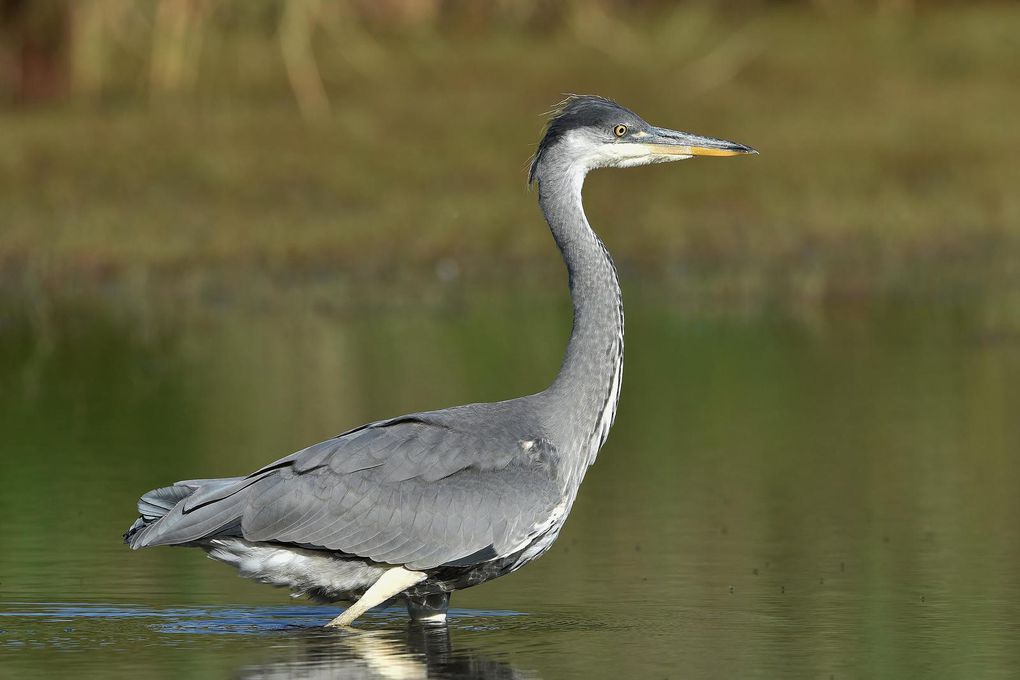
[326,566,427,628]
[405,591,450,624]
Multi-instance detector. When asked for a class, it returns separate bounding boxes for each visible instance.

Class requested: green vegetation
[1,2,1018,312]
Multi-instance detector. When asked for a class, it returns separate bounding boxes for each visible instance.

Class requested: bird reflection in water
[237,622,536,680]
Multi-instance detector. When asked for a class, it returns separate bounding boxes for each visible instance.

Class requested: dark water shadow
[0,603,537,679]
[237,622,537,680]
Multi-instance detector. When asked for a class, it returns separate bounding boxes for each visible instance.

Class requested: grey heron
[124,95,755,627]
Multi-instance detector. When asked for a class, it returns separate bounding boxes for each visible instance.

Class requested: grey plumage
[529,95,643,183]
[128,406,561,571]
[124,95,755,624]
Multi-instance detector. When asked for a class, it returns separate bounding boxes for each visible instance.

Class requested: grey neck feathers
[534,153,624,463]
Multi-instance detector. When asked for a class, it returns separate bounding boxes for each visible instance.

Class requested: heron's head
[528,95,755,184]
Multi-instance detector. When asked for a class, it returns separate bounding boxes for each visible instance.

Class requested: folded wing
[127,408,562,571]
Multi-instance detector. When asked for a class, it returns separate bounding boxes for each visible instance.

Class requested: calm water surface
[1,284,1018,678]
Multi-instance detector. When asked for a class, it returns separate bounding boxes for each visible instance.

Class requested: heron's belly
[203,538,387,602]
[418,511,570,594]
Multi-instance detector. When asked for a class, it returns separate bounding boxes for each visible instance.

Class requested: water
[1,283,1019,678]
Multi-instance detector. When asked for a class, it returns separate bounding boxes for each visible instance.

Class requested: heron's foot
[326,566,427,628]
[406,591,450,624]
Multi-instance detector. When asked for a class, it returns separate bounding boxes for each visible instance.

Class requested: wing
[129,409,564,571]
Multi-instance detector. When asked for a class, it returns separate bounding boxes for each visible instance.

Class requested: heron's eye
[613,124,628,138]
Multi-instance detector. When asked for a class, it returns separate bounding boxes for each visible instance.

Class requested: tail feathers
[122,479,241,546]
[137,484,194,521]
[123,516,148,544]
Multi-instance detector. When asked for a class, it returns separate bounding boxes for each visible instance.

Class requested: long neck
[535,156,624,468]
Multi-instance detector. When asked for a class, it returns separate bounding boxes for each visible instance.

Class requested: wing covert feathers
[125,405,562,571]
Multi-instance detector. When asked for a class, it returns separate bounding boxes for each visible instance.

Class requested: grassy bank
[1,3,1018,313]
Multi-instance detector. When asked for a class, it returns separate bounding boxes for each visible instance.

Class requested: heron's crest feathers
[528,94,639,184]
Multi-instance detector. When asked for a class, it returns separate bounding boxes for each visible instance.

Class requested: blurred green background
[1,2,1020,678]
[1,0,1018,313]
